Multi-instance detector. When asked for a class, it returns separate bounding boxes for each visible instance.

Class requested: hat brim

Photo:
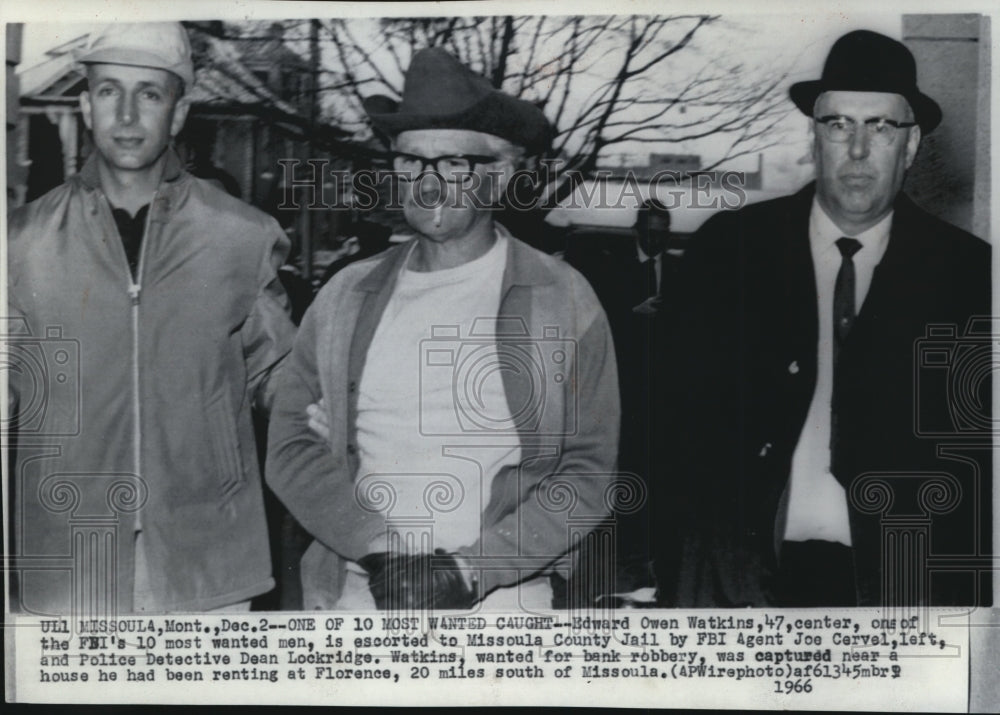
[368,92,550,154]
[789,80,942,133]
[76,47,193,89]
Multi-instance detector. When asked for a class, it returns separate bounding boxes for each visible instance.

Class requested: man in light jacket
[7,22,295,614]
[266,48,620,610]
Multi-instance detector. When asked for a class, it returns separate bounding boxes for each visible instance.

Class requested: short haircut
[635,197,671,230]
[900,100,915,122]
[811,93,915,122]
[167,72,186,99]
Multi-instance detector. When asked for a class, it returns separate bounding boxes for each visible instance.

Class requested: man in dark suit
[655,30,991,608]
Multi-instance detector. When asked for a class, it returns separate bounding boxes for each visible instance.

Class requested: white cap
[76,22,194,91]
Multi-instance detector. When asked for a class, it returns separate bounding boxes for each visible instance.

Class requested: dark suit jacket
[566,235,687,595]
[565,236,684,479]
[656,183,991,607]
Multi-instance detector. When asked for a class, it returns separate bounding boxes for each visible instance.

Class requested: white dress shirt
[782,200,892,545]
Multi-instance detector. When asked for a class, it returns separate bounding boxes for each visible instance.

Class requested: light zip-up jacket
[266,228,620,606]
[8,150,295,613]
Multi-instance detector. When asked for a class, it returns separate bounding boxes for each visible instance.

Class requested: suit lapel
[841,194,924,353]
[769,186,820,557]
[779,185,820,358]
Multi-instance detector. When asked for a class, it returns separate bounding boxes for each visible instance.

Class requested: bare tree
[189,15,794,204]
[320,15,792,185]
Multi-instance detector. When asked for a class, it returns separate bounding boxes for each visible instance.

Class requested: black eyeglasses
[390,151,500,178]
[815,115,918,146]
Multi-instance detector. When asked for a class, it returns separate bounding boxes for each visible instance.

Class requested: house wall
[902,14,991,240]
[7,25,26,205]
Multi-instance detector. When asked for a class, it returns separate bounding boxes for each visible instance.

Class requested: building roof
[17,34,88,104]
[187,35,299,115]
[16,25,358,151]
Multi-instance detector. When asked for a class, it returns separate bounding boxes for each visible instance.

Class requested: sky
[21,23,103,67]
[18,13,903,79]
[15,11,904,195]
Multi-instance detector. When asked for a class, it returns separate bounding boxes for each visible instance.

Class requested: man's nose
[413,172,451,197]
[117,94,137,125]
[847,125,870,159]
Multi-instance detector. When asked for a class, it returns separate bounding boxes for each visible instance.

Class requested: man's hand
[306,399,330,441]
[632,294,662,316]
[358,550,478,610]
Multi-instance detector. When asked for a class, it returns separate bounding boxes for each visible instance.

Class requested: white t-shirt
[355,234,522,552]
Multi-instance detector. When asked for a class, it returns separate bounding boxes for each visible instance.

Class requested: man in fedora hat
[653,30,990,607]
[267,48,619,610]
[8,22,295,614]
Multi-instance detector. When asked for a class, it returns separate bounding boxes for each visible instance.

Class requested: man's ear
[170,96,191,138]
[904,124,921,169]
[79,91,93,131]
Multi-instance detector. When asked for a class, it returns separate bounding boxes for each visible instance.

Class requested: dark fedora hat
[364,48,551,153]
[789,30,941,133]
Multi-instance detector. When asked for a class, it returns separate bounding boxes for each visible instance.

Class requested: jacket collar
[355,222,556,294]
[76,146,187,192]
[788,181,819,224]
[778,183,823,355]
[880,191,927,270]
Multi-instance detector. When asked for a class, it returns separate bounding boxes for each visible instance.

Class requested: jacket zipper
[96,189,157,506]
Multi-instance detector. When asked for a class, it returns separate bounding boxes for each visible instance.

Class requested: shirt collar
[77,146,186,191]
[635,236,658,263]
[356,223,555,293]
[810,197,893,257]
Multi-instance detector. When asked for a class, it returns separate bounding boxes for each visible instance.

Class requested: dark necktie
[832,237,862,363]
[831,236,862,476]
[644,257,657,298]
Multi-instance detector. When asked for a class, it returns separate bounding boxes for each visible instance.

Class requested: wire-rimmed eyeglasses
[814,115,917,146]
